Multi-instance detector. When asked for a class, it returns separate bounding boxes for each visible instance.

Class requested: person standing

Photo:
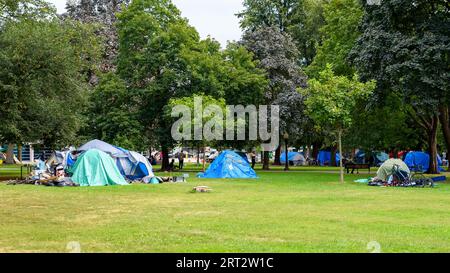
[178,151,184,170]
[250,151,256,169]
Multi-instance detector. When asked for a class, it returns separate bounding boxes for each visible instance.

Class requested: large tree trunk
[160,146,170,171]
[202,146,206,172]
[338,129,344,183]
[197,144,200,166]
[17,143,23,163]
[274,145,281,165]
[262,151,270,170]
[5,143,15,164]
[330,145,337,167]
[312,141,321,160]
[427,114,439,174]
[438,105,450,170]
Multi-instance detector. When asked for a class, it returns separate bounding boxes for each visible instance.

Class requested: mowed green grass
[1,171,450,253]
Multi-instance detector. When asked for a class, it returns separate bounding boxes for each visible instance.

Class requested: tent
[317,150,341,166]
[280,152,306,166]
[126,151,154,180]
[355,150,366,164]
[71,149,128,186]
[78,139,128,158]
[373,152,389,166]
[114,147,154,180]
[78,140,153,180]
[198,150,257,179]
[377,158,410,181]
[404,151,444,172]
[234,151,250,163]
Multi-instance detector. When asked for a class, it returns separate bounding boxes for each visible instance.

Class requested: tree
[0,0,55,23]
[238,0,301,33]
[306,0,363,78]
[241,27,308,168]
[238,0,327,66]
[303,65,375,183]
[167,94,227,171]
[0,19,101,163]
[84,73,146,150]
[65,0,131,75]
[349,0,450,173]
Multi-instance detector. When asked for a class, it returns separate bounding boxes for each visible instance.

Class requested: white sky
[48,0,244,47]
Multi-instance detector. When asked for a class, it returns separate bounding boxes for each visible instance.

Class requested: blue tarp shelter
[317,150,340,166]
[373,152,389,166]
[404,151,444,172]
[280,152,305,165]
[198,150,257,179]
[114,147,154,180]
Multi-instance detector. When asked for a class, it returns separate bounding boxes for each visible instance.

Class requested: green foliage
[304,64,376,131]
[0,0,55,23]
[116,0,182,86]
[85,73,146,150]
[0,19,101,147]
[238,0,301,33]
[306,0,363,78]
[114,0,267,153]
[349,0,450,109]
[222,42,267,106]
[345,95,423,151]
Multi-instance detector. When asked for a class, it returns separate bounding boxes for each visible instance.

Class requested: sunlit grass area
[1,170,450,253]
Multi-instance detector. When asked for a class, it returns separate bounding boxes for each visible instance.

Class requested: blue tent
[404,151,444,172]
[198,150,257,179]
[355,150,365,164]
[317,150,340,166]
[280,152,305,164]
[78,140,153,180]
[373,152,389,166]
[115,147,154,180]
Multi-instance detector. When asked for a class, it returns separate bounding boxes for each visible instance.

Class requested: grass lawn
[1,170,450,253]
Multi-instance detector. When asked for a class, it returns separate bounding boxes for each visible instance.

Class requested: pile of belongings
[367,159,434,188]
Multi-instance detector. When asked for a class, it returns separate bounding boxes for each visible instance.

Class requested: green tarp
[71,149,128,186]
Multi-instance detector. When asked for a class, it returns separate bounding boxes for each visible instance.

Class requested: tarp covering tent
[71,149,128,186]
[317,150,340,166]
[404,151,444,172]
[280,152,306,166]
[373,152,389,166]
[128,151,154,180]
[78,139,128,158]
[234,151,250,163]
[198,150,257,179]
[114,147,154,180]
[77,140,153,180]
[377,158,410,181]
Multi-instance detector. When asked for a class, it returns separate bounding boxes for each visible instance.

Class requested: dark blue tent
[198,150,257,179]
[317,150,340,166]
[404,151,444,172]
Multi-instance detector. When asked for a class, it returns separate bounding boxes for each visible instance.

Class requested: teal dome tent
[71,149,128,186]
